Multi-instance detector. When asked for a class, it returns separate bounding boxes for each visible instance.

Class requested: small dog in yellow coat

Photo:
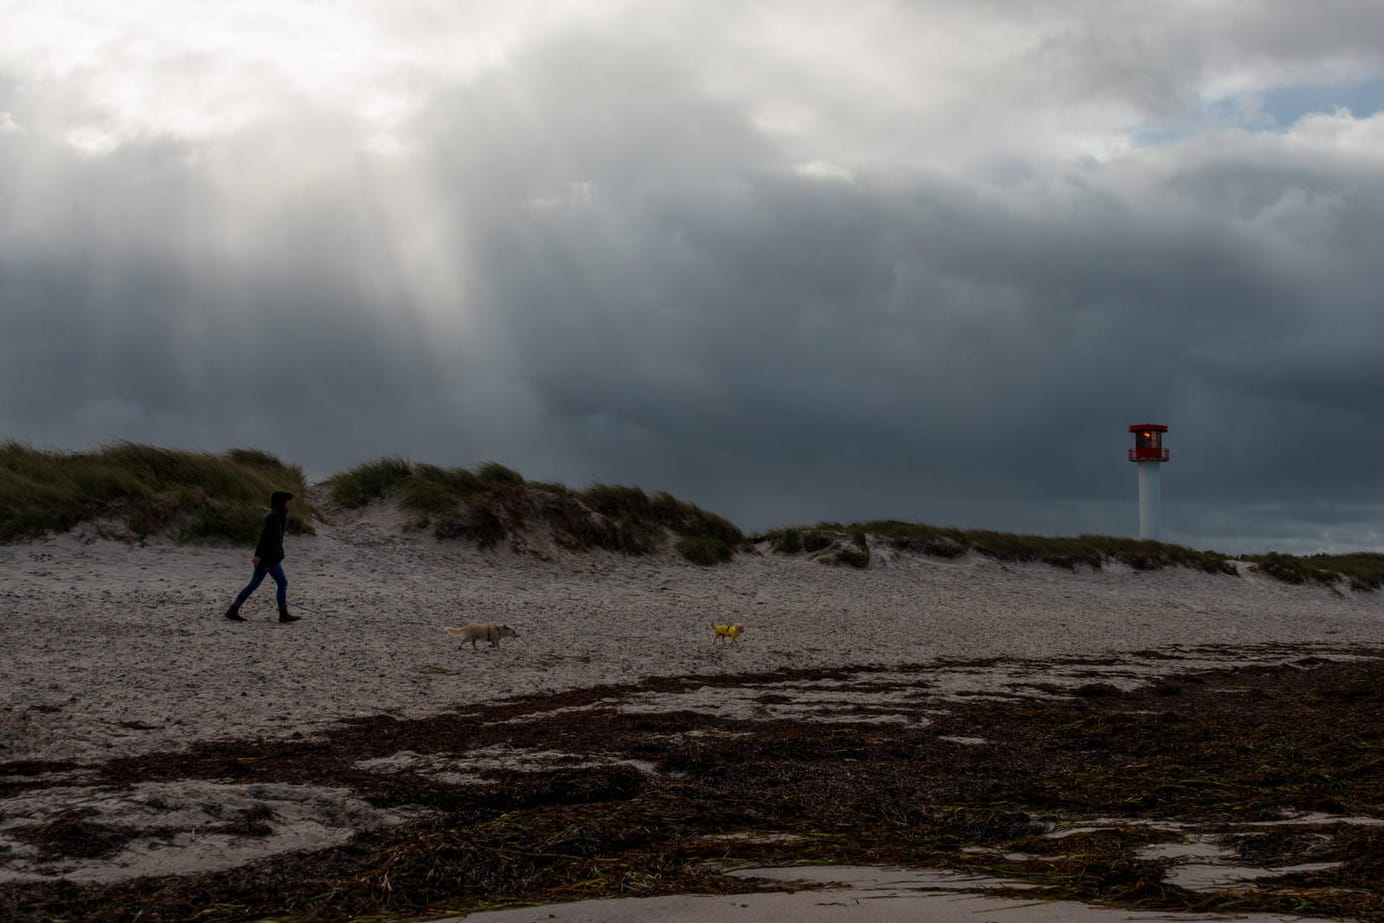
[709,622,745,645]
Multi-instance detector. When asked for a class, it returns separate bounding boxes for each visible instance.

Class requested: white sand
[451,866,1338,923]
[3,508,1381,766]
[2,507,1382,915]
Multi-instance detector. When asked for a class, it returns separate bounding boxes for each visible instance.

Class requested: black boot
[225,604,246,622]
[278,605,300,623]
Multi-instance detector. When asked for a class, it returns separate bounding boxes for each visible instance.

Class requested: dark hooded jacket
[253,491,293,567]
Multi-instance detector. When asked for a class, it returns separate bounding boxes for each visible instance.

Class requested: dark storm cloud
[4,5,1384,552]
[404,34,1384,548]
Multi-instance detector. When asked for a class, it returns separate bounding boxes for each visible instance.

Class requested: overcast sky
[3,2,1384,553]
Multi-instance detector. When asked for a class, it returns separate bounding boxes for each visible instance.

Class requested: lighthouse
[1128,424,1169,541]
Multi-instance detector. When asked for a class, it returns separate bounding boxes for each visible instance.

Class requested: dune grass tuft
[675,535,735,566]
[321,457,412,508]
[1246,551,1384,591]
[0,441,313,543]
[323,458,743,562]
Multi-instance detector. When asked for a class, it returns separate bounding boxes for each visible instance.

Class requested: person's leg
[227,567,268,618]
[267,562,288,609]
[231,567,262,603]
[268,563,298,622]
[234,567,267,604]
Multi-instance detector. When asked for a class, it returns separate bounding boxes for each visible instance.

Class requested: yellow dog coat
[710,623,744,641]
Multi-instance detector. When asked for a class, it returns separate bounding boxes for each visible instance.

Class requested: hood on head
[270,490,294,512]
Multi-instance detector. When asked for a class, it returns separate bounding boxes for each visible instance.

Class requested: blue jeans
[234,562,288,609]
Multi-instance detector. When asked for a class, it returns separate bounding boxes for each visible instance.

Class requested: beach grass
[324,458,743,563]
[0,441,313,543]
[754,520,1240,575]
[5,441,1384,585]
[1247,551,1384,591]
[756,519,1384,590]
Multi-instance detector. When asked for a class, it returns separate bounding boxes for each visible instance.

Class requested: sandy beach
[3,504,1384,920]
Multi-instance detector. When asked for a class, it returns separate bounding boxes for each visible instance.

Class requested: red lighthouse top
[1128,424,1169,462]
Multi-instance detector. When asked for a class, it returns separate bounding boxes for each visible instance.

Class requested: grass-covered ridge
[753,520,1241,574]
[0,442,313,543]
[323,458,742,565]
[754,519,1384,590]
[5,441,1383,586]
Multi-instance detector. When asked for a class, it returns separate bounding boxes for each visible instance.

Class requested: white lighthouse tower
[1128,424,1169,541]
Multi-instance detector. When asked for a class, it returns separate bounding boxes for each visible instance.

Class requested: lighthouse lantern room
[1128,424,1169,463]
[1127,424,1169,540]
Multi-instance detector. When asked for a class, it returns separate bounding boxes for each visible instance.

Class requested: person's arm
[252,513,274,566]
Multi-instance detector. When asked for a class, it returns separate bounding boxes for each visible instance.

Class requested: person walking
[225,490,300,623]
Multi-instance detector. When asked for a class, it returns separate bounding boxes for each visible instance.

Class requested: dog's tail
[443,626,465,635]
